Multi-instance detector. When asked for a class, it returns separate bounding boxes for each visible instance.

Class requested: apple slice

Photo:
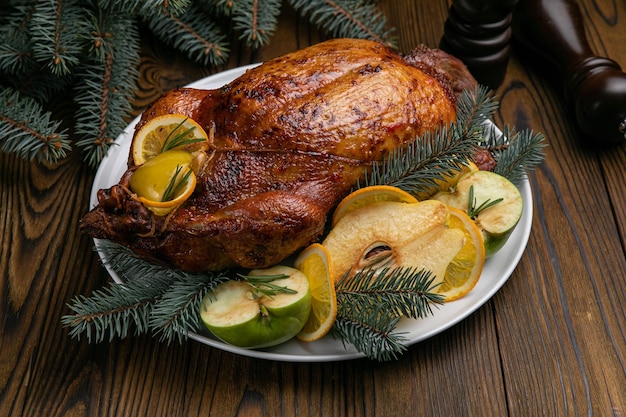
[322,200,465,285]
[432,170,523,257]
[200,266,311,349]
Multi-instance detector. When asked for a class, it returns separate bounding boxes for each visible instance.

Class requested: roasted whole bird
[80,38,476,272]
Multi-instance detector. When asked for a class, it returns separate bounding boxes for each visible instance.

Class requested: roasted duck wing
[81,38,474,272]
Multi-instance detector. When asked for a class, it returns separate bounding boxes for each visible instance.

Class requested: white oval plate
[90,65,533,362]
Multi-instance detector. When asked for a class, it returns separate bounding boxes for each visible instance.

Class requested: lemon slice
[294,243,337,342]
[332,185,418,227]
[138,170,197,216]
[132,114,208,166]
[129,149,197,216]
[437,206,486,301]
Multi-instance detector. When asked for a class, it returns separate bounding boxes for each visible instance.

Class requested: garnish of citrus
[332,185,418,227]
[132,114,209,166]
[129,149,197,216]
[294,243,337,342]
[437,206,486,301]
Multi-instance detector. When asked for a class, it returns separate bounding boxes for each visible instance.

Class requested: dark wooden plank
[491,1,626,411]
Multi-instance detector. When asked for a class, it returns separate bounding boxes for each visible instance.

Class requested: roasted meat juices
[80,38,473,272]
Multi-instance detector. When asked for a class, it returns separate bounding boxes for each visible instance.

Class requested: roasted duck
[80,38,476,272]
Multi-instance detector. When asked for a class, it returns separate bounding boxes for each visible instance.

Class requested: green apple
[432,170,523,257]
[200,265,311,349]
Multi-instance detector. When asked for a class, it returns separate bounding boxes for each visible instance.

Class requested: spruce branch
[30,0,87,76]
[233,0,281,49]
[336,266,444,320]
[0,87,71,163]
[487,125,548,185]
[0,5,36,75]
[73,10,140,167]
[96,0,191,16]
[289,0,396,48]
[333,303,408,362]
[146,4,229,68]
[360,122,478,197]
[150,270,230,344]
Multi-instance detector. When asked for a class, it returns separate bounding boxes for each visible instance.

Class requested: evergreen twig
[146,4,229,68]
[73,10,140,167]
[233,0,281,49]
[150,270,230,344]
[336,266,444,320]
[0,87,71,163]
[487,125,548,185]
[288,0,396,48]
[333,304,408,362]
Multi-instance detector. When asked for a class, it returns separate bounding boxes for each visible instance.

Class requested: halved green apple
[200,266,311,349]
[432,170,523,257]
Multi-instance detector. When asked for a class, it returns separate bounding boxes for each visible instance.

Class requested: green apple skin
[432,170,523,258]
[200,266,311,349]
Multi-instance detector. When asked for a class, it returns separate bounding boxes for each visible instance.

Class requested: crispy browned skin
[81,39,466,272]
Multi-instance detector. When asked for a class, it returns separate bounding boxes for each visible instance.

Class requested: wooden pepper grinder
[512,0,626,147]
[439,0,519,90]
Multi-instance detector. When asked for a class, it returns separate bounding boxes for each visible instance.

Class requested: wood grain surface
[1,1,625,416]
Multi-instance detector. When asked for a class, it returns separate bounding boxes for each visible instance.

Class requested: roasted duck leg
[80,38,474,272]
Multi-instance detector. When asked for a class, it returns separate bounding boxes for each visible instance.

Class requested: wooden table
[2,1,625,415]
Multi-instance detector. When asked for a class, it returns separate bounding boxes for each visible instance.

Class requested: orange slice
[437,206,486,301]
[332,185,418,227]
[294,243,337,342]
[132,114,208,166]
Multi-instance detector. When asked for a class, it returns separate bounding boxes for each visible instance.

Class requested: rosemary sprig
[238,273,297,297]
[467,185,503,219]
[161,117,206,152]
[162,165,192,201]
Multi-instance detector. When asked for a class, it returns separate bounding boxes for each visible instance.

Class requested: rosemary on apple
[238,273,297,297]
[467,185,503,219]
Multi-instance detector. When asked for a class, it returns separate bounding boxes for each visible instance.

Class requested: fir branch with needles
[73,10,140,167]
[145,4,229,68]
[30,0,86,76]
[486,125,548,185]
[0,87,71,163]
[336,266,444,320]
[333,304,408,362]
[288,0,397,48]
[332,266,444,360]
[149,270,230,344]
[233,0,281,49]
[62,241,230,343]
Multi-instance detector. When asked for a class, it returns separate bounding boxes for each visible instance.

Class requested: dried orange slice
[437,206,486,301]
[132,114,208,166]
[332,185,418,227]
[294,243,337,342]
